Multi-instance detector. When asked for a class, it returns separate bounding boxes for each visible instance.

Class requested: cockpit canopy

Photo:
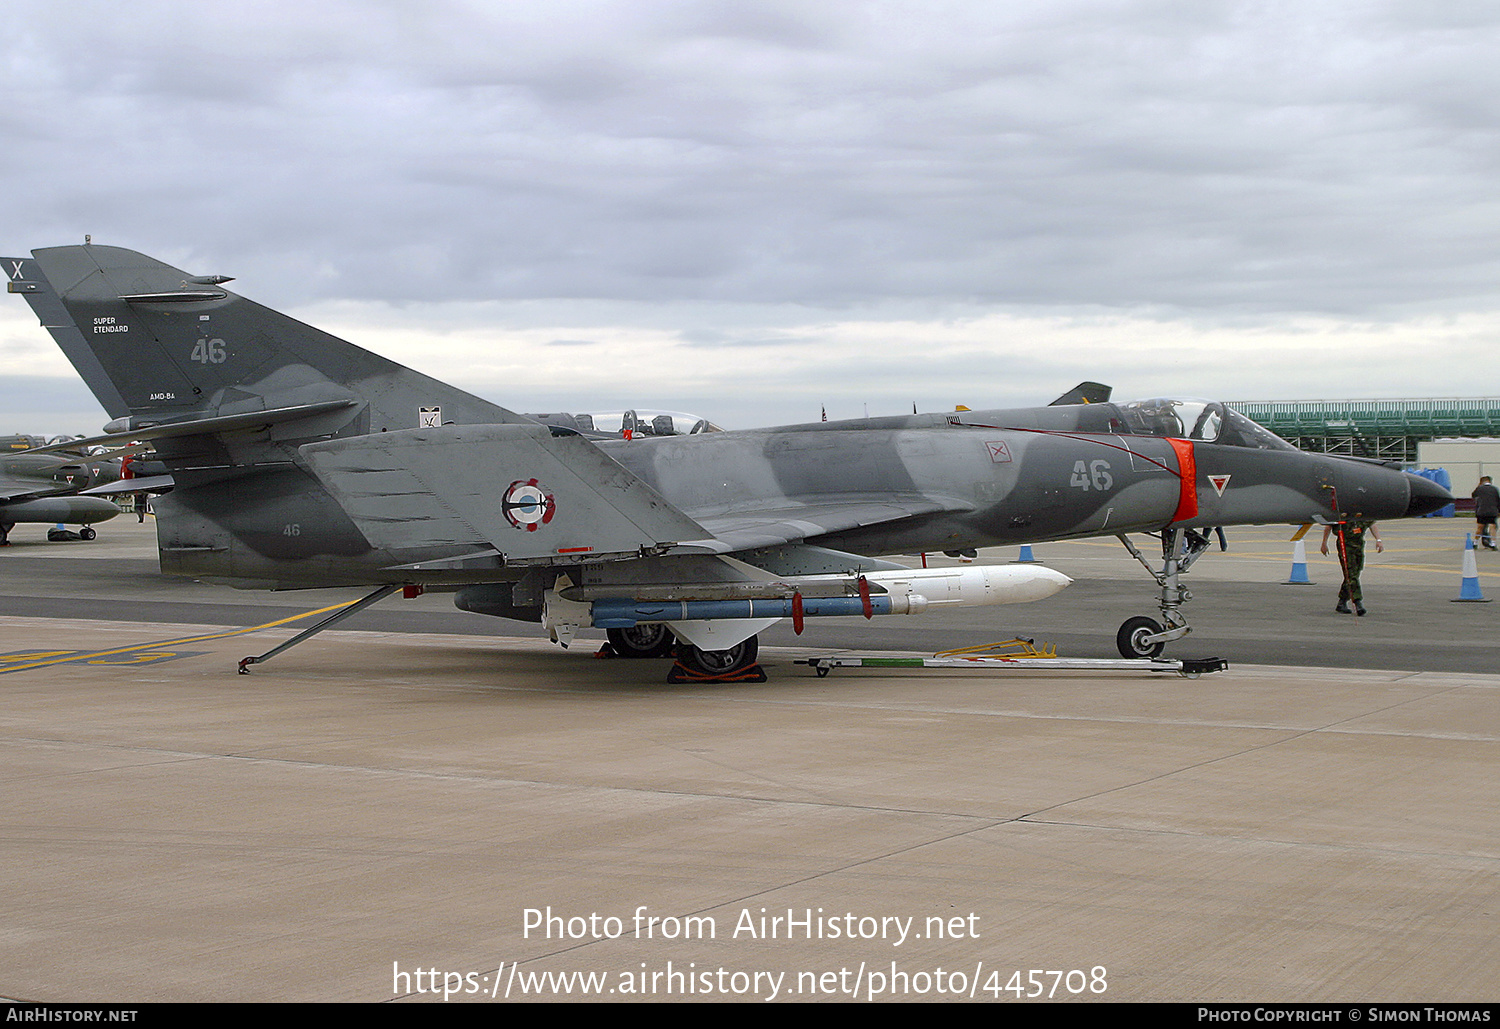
[1115,398,1296,452]
[526,408,724,439]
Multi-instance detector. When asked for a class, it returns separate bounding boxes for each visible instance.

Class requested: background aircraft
[5,245,1451,675]
[0,434,122,545]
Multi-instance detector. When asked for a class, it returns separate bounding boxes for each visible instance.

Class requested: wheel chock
[666,662,768,684]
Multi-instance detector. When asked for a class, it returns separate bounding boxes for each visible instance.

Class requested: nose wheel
[1115,528,1212,659]
[1117,616,1166,658]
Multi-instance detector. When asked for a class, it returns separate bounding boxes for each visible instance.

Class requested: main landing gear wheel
[1117,616,1166,659]
[605,624,677,659]
[675,635,759,677]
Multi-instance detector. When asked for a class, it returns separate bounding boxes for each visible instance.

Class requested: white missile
[860,563,1072,608]
[582,563,1072,631]
[542,562,1073,648]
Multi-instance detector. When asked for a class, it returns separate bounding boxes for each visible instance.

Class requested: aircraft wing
[0,475,76,502]
[302,425,970,564]
[301,423,708,563]
[676,495,973,553]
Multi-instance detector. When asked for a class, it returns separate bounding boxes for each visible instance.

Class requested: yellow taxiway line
[0,600,360,675]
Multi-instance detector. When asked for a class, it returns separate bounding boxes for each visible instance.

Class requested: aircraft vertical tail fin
[6,253,132,419]
[5,245,529,441]
[6,243,546,584]
[1049,381,1113,406]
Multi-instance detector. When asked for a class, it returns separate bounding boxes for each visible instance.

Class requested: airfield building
[1226,397,1500,497]
[1227,397,1500,463]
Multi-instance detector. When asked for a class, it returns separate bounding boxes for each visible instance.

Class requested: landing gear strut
[1114,528,1215,659]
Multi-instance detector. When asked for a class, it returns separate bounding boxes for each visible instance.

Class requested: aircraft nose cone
[1404,473,1453,518]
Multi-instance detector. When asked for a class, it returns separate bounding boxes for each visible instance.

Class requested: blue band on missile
[590,595,896,628]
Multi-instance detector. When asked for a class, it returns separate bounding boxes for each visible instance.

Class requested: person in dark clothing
[1320,518,1382,615]
[1472,476,1499,551]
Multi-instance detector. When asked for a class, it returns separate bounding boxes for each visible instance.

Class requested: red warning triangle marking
[1208,474,1231,497]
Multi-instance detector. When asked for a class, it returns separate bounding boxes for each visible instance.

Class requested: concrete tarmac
[1,518,1497,1003]
[4,517,1499,671]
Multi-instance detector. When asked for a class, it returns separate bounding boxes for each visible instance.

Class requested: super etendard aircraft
[0,434,123,544]
[4,245,1452,677]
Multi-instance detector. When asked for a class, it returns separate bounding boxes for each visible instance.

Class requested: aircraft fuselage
[150,404,1440,589]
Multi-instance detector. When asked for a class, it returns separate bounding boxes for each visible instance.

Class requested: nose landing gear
[1114,528,1215,659]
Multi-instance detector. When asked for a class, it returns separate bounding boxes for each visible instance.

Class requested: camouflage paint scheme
[0,433,121,543]
[4,246,1451,667]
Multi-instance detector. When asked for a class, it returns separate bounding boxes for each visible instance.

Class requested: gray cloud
[3,2,1499,428]
[5,1,1499,315]
[0,376,110,435]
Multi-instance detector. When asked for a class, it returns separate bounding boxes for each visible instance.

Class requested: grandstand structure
[1225,398,1500,463]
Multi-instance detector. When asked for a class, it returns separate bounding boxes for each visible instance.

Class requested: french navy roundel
[502,479,556,531]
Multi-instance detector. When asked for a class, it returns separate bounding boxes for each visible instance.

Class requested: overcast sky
[4,0,1499,433]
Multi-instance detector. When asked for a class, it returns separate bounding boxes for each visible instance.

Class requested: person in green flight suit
[1320,518,1382,616]
[1472,475,1499,551]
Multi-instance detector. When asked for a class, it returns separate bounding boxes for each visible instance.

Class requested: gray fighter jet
[0,434,121,545]
[4,245,1451,675]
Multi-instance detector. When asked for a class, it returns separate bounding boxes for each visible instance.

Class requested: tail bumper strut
[237,584,400,674]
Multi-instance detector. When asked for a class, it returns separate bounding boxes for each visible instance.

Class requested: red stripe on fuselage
[1168,438,1197,522]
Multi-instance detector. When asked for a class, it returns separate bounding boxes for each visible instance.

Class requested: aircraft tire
[676,635,759,676]
[80,526,96,541]
[606,624,677,659]
[1117,616,1166,659]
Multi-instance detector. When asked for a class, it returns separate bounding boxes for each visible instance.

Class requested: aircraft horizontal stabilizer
[300,424,708,563]
[80,474,175,496]
[22,400,360,456]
